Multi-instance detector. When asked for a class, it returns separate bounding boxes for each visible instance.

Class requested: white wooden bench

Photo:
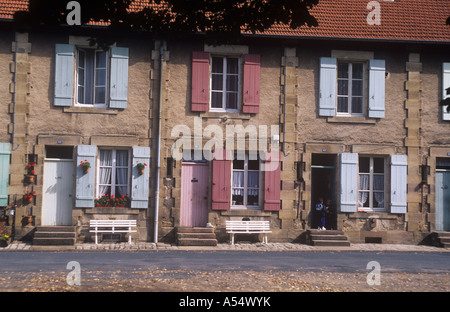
[89,220,137,244]
[226,220,272,245]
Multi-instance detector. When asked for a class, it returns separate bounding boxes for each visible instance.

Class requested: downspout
[282,55,290,158]
[153,42,164,243]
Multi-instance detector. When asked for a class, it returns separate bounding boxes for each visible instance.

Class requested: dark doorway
[311,154,337,230]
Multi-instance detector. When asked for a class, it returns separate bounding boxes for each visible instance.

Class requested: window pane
[373,192,384,208]
[359,157,370,173]
[95,87,106,104]
[211,92,223,108]
[226,75,238,92]
[232,171,244,188]
[337,97,348,113]
[248,159,259,170]
[77,86,84,104]
[227,58,238,74]
[226,92,238,109]
[248,171,259,188]
[352,80,363,96]
[338,79,349,96]
[96,69,106,86]
[232,194,243,205]
[352,63,363,79]
[351,97,363,114]
[96,51,107,68]
[247,192,259,206]
[358,191,370,207]
[338,63,348,78]
[212,57,223,73]
[212,74,223,91]
[373,175,384,191]
[233,159,244,170]
[373,158,384,173]
[78,50,85,68]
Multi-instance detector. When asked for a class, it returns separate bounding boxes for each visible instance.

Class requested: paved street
[0,243,449,295]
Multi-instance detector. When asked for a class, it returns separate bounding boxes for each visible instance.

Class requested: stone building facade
[0,0,449,246]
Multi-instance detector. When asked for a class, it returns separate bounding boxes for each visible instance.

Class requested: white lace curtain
[232,171,259,195]
[358,174,384,207]
[99,150,128,197]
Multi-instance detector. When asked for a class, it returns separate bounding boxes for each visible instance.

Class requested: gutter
[153,42,164,243]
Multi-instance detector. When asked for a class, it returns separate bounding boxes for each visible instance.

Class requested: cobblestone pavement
[1,241,449,252]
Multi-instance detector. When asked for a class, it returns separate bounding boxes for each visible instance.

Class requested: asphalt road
[1,250,449,274]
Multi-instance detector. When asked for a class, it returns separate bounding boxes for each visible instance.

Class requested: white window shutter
[109,47,129,109]
[319,57,337,117]
[390,155,407,214]
[368,59,386,118]
[131,146,150,209]
[0,143,10,207]
[54,44,75,107]
[340,153,358,212]
[442,63,450,121]
[75,145,96,208]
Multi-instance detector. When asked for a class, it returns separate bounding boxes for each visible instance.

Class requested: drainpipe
[282,53,290,158]
[153,42,164,243]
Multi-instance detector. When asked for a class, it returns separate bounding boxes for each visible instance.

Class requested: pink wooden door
[180,163,209,227]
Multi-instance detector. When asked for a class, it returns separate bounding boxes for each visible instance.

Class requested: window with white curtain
[231,154,260,209]
[97,149,130,198]
[358,156,386,212]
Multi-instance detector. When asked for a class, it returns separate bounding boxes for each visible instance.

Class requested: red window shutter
[191,51,210,112]
[264,151,281,211]
[211,150,231,210]
[242,54,260,114]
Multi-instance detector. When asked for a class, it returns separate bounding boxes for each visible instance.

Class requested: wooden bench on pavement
[226,220,272,245]
[89,220,137,244]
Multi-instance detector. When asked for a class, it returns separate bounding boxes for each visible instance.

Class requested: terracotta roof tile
[0,0,448,43]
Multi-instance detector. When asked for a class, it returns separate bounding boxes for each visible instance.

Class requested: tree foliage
[13,0,319,43]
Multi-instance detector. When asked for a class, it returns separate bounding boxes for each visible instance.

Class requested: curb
[1,241,449,252]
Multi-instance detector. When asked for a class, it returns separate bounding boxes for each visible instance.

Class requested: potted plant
[23,190,36,205]
[80,160,91,174]
[25,161,36,184]
[0,230,11,248]
[136,162,147,175]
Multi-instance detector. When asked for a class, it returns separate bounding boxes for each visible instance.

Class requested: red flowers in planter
[23,190,36,205]
[95,194,130,207]
[136,162,147,175]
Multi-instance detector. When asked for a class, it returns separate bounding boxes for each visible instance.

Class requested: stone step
[32,237,76,246]
[177,232,217,240]
[310,234,349,241]
[312,240,351,247]
[177,238,218,246]
[308,229,345,235]
[36,226,76,232]
[34,231,76,238]
[177,227,214,234]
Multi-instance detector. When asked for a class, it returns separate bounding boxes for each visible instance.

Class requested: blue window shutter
[131,146,150,209]
[340,153,358,213]
[368,59,386,118]
[109,47,129,109]
[442,63,450,121]
[54,44,75,107]
[0,143,10,206]
[390,155,407,214]
[75,145,96,207]
[319,57,337,117]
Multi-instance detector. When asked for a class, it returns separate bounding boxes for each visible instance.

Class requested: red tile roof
[0,0,449,43]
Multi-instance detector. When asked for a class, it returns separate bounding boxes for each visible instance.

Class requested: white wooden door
[180,163,209,227]
[436,171,450,231]
[42,159,74,226]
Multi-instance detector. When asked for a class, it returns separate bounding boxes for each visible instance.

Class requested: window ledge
[83,207,139,214]
[64,106,119,115]
[327,116,376,124]
[199,111,252,120]
[221,209,271,217]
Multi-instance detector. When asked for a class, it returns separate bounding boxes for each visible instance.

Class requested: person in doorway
[315,198,326,230]
[325,199,334,230]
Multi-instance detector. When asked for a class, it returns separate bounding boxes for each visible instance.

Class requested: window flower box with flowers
[95,194,130,208]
